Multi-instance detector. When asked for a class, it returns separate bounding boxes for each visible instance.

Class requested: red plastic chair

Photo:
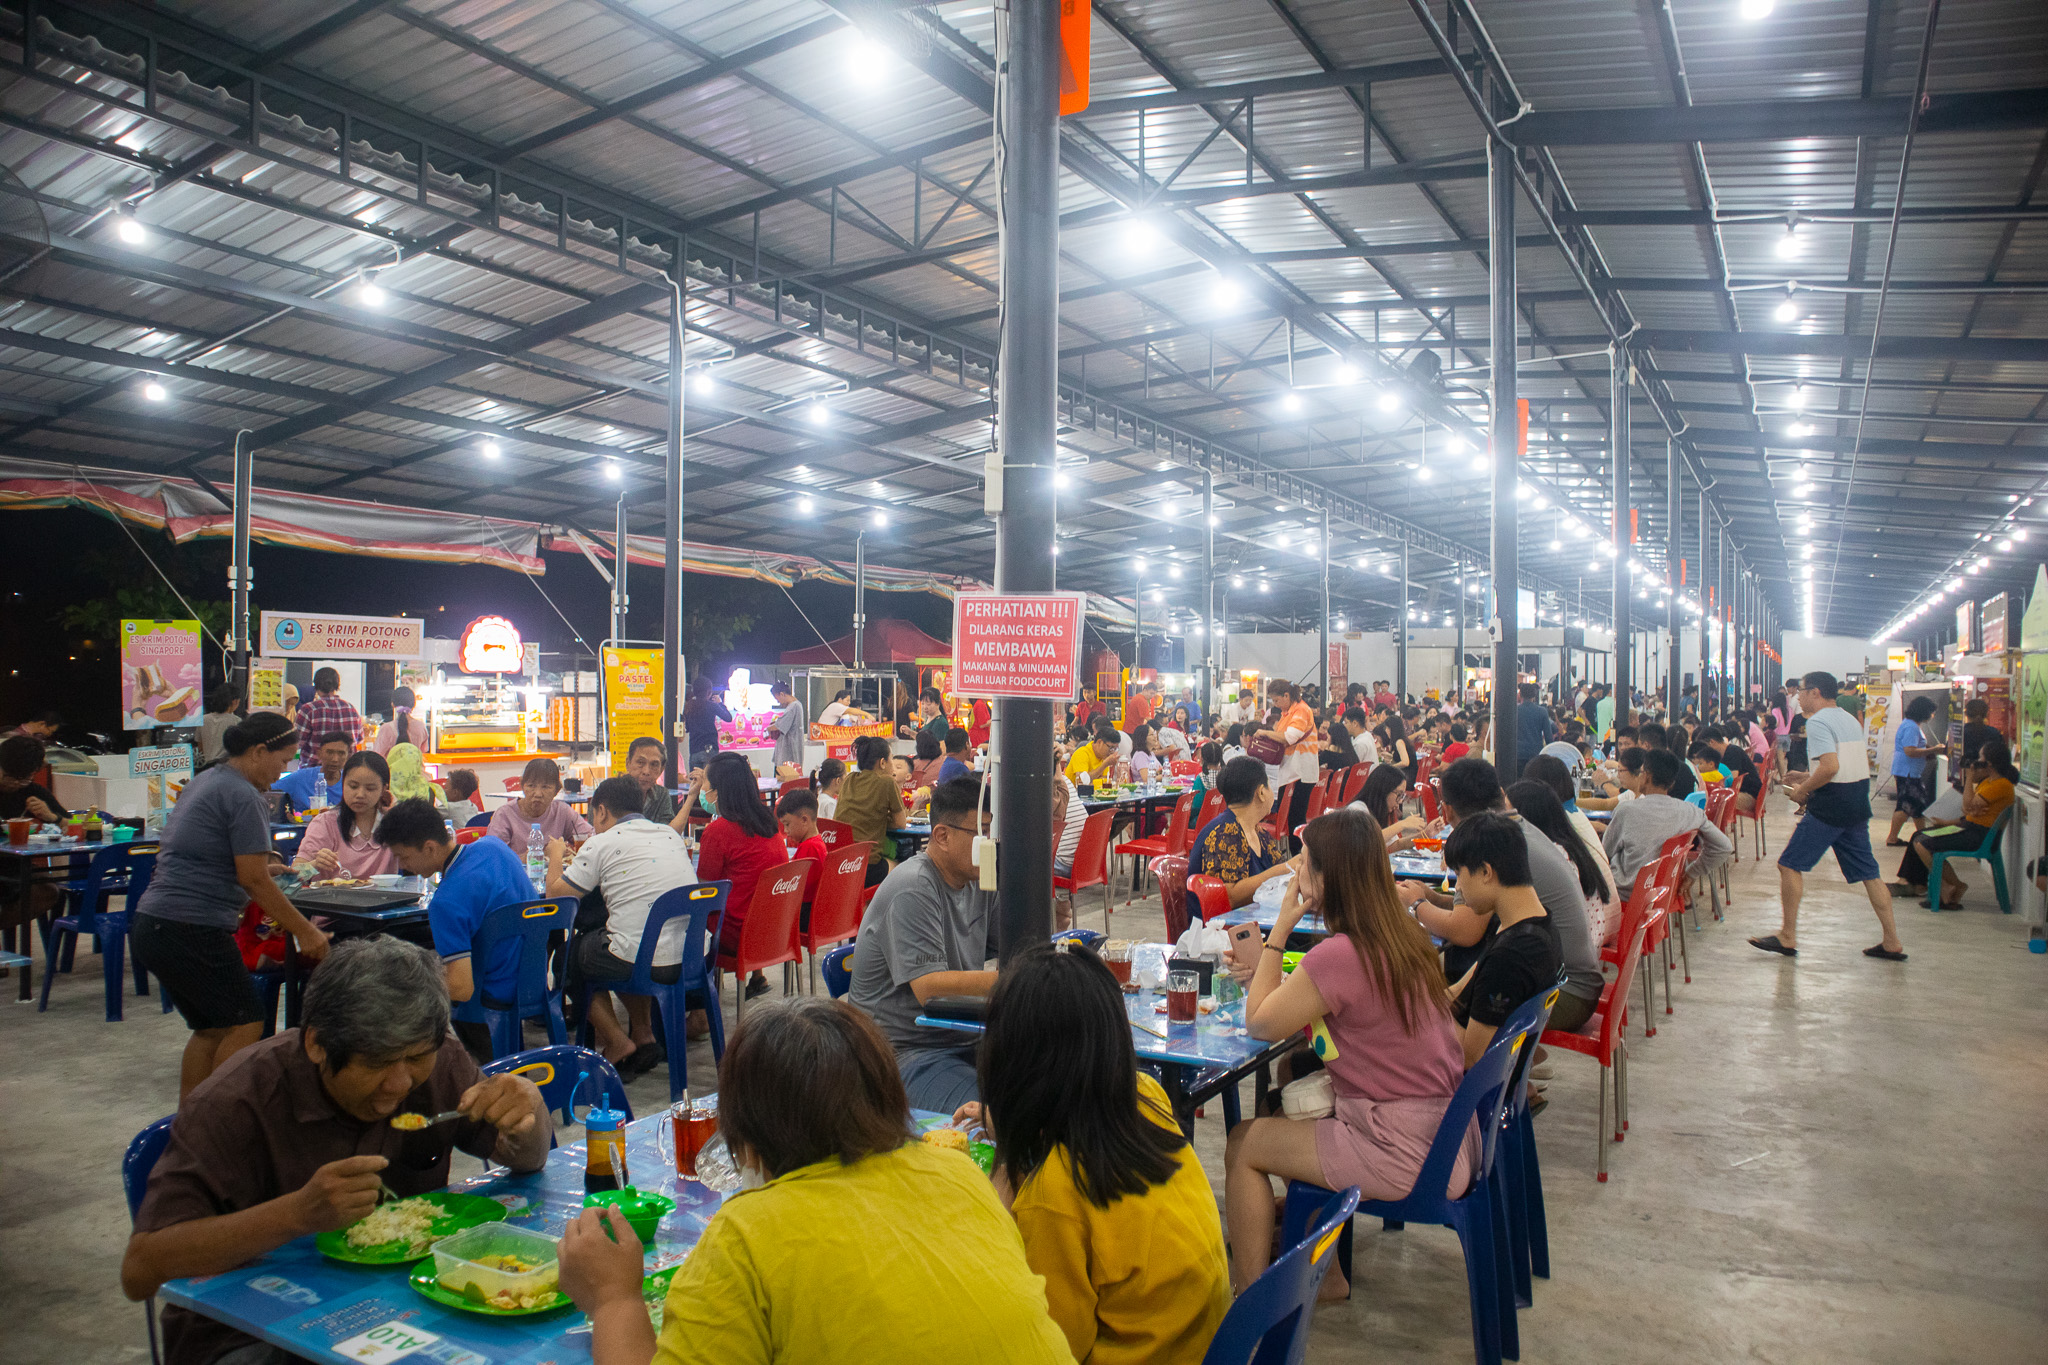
[715,858,813,1020]
[1054,809,1115,932]
[1301,778,1332,828]
[1606,850,1679,1034]
[777,777,810,798]
[798,841,872,993]
[1543,894,1662,1181]
[815,817,853,849]
[1339,764,1370,805]
[1193,788,1225,833]
[1418,779,1441,824]
[1188,872,1233,924]
[1114,792,1193,904]
[1168,758,1201,777]
[1259,781,1297,850]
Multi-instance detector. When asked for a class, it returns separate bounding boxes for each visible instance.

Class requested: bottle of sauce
[583,1103,629,1193]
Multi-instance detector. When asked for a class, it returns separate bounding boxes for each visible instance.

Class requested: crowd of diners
[101,660,1952,1365]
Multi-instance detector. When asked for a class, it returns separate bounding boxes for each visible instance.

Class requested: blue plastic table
[162,1110,957,1363]
[918,975,1298,1136]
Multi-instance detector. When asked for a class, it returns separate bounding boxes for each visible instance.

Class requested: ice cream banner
[121,619,203,730]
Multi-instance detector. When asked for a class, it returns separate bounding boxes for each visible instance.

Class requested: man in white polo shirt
[1752,671,1905,962]
[543,775,700,1074]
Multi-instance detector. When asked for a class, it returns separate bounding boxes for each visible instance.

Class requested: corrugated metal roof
[0,0,2037,636]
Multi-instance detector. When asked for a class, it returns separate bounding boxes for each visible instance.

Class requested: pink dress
[294,808,398,879]
[1299,936,1480,1201]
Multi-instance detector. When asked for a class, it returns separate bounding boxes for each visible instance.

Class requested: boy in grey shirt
[1603,749,1733,896]
[847,777,996,1111]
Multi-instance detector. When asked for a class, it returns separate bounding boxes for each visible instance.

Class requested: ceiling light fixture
[797,496,814,515]
[481,440,500,459]
[353,272,387,308]
[114,214,148,246]
[142,380,167,402]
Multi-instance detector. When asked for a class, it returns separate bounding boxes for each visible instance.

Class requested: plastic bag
[1280,1069,1334,1120]
[1173,921,1231,965]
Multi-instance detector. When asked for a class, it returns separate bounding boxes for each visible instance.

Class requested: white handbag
[1280,1069,1335,1120]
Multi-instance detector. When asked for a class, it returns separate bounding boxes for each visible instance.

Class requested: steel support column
[230,429,253,686]
[1666,441,1681,718]
[992,0,1060,962]
[1456,561,1467,708]
[1398,540,1411,700]
[1488,113,1519,763]
[611,492,630,642]
[1203,470,1216,717]
[660,276,686,786]
[1698,504,1710,711]
[1611,349,1630,729]
[1320,508,1332,703]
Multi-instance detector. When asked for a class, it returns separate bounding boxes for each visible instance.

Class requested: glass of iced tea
[1102,941,1134,987]
[1166,970,1199,1023]
[674,1091,718,1179]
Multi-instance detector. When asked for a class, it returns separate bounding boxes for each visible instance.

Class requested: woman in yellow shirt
[1892,734,2019,912]
[558,997,1073,1365]
[958,945,1230,1365]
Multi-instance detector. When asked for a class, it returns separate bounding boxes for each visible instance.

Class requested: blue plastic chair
[466,811,493,830]
[38,843,162,1019]
[1280,1012,1538,1365]
[270,826,305,861]
[1926,806,2012,911]
[452,898,575,1060]
[124,1115,175,1365]
[1052,928,1105,951]
[483,1044,629,1148]
[573,881,728,1104]
[1203,1184,1360,1364]
[1494,984,1564,1313]
[819,941,855,998]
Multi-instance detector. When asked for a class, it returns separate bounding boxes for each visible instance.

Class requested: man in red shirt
[1124,680,1159,736]
[1373,680,1400,711]
[1073,685,1103,731]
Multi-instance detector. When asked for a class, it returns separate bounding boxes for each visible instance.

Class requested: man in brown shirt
[122,937,549,1365]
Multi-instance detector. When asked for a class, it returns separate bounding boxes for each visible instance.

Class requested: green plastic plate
[315,1191,508,1265]
[407,1262,574,1317]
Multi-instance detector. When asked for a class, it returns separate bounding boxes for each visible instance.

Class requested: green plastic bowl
[582,1187,673,1250]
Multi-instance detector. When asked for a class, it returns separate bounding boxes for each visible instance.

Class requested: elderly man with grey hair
[122,936,548,1365]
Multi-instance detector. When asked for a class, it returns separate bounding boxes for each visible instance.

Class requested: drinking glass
[1103,942,1134,987]
[1166,970,1199,1023]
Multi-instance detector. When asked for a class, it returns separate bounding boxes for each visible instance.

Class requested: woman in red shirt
[684,753,788,1000]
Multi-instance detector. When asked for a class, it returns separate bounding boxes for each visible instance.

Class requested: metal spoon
[388,1109,464,1132]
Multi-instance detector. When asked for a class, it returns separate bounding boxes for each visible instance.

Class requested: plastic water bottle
[311,770,328,811]
[526,822,546,890]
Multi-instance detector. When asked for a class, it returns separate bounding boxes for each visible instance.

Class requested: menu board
[601,644,665,775]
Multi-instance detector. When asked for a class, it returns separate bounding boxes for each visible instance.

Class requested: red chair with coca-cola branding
[1114,792,1192,904]
[816,818,854,849]
[715,858,813,1020]
[798,842,873,993]
[1188,873,1233,924]
[1054,809,1116,932]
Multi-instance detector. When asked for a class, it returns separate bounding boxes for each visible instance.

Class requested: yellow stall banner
[602,646,664,775]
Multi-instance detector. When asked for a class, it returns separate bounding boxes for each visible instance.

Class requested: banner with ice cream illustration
[121,619,203,730]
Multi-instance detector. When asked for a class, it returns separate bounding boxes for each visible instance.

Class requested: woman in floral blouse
[1189,756,1297,908]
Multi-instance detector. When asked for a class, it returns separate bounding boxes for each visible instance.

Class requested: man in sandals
[1752,671,1906,962]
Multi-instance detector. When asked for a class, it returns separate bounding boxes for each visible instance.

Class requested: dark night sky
[0,506,959,741]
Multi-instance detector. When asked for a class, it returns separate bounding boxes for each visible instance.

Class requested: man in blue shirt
[936,727,974,784]
[1514,683,1556,778]
[376,799,536,1055]
[272,732,349,816]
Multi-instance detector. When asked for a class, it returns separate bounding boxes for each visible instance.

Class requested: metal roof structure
[0,0,2043,647]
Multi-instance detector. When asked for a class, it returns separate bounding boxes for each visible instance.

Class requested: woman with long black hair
[683,753,788,997]
[959,946,1229,1364]
[1507,778,1617,942]
[1353,763,1429,852]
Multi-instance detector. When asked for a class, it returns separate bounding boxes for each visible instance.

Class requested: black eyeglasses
[935,822,980,838]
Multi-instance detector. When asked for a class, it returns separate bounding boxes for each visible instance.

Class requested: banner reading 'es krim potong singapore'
[121,619,203,730]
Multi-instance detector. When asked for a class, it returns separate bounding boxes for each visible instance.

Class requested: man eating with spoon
[122,936,548,1365]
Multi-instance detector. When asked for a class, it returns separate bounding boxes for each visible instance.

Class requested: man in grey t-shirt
[847,778,996,1111]
[767,681,805,772]
[1398,756,1604,1034]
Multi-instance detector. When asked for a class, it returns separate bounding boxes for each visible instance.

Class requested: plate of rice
[315,1191,508,1264]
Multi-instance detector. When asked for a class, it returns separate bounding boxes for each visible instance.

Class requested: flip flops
[1863,944,1908,962]
[1748,934,1798,957]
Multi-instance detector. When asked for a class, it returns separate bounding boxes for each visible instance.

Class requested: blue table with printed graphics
[916,942,1300,1136]
[158,1108,946,1363]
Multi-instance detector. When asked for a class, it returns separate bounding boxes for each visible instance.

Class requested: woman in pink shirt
[291,752,398,880]
[1223,806,1476,1294]
[369,686,420,756]
[487,757,594,851]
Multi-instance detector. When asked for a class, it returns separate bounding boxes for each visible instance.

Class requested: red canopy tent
[779,619,952,665]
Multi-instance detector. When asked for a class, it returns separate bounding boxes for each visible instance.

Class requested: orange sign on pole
[1059,1,1090,115]
[1515,399,1529,458]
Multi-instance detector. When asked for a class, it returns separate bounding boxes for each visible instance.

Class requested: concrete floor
[5,800,2045,1364]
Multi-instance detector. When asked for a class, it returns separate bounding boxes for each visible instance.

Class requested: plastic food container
[430,1223,560,1304]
